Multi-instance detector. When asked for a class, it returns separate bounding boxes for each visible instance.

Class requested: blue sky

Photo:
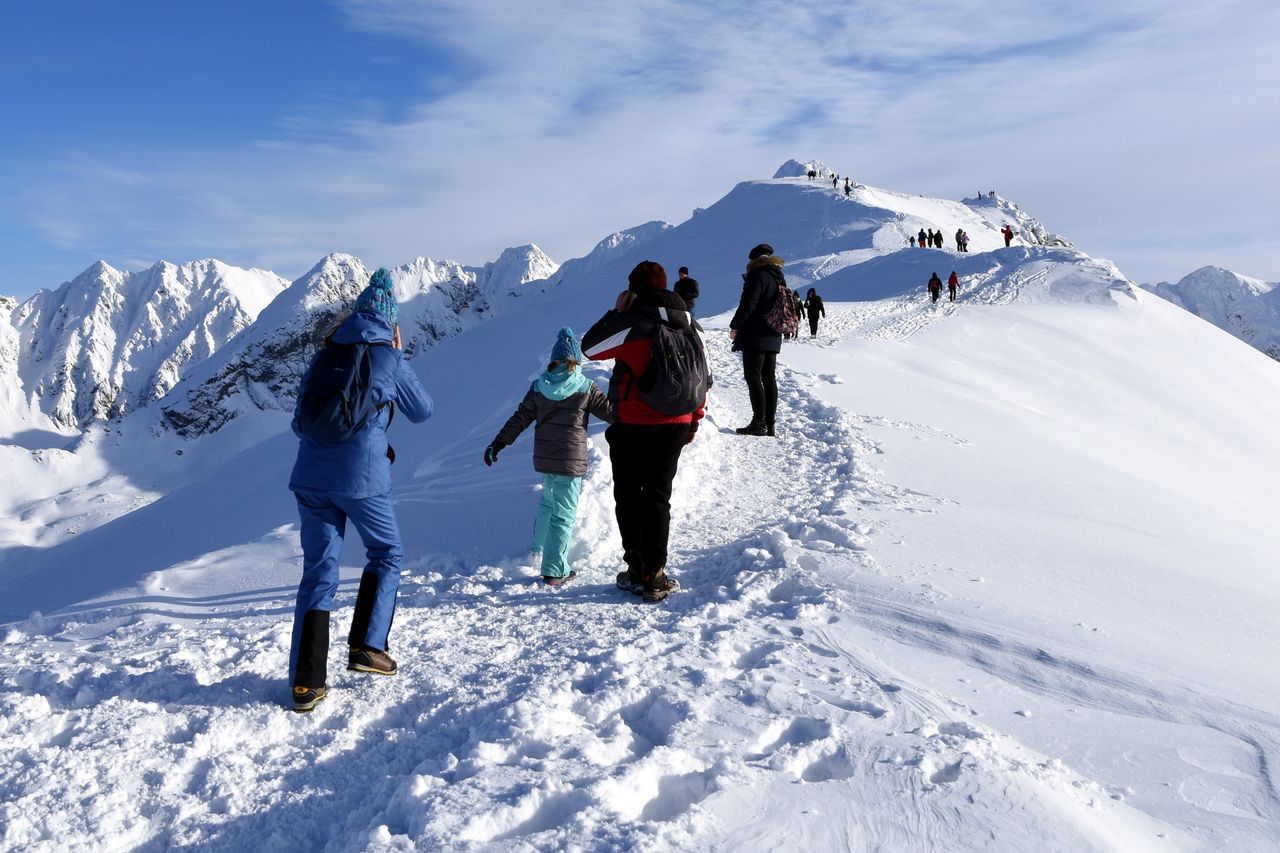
[3,0,1277,296]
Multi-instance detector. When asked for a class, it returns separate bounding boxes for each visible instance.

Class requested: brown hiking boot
[348,647,398,676]
[616,569,643,594]
[292,685,327,713]
[642,569,680,603]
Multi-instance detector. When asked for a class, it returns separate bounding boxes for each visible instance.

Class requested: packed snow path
[0,328,1231,851]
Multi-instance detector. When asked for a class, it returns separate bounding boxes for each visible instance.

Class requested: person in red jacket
[948,271,959,302]
[582,261,706,602]
[1002,224,1014,247]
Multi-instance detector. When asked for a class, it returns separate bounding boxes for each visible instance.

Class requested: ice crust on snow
[1,162,1279,851]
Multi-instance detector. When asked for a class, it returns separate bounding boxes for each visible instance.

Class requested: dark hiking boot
[616,570,643,594]
[543,571,578,587]
[735,422,768,436]
[348,647,398,676]
[642,569,680,603]
[766,421,776,437]
[292,685,327,713]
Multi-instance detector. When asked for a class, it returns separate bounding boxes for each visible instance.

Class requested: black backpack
[635,323,711,416]
[295,342,392,445]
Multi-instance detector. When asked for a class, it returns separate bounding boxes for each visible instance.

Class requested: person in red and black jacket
[729,243,784,436]
[582,260,706,602]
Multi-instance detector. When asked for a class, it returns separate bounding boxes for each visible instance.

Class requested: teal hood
[535,365,594,400]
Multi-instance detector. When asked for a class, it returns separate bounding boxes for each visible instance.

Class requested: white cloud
[16,0,1280,286]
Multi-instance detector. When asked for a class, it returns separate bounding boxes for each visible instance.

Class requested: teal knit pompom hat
[550,327,583,364]
[353,267,398,323]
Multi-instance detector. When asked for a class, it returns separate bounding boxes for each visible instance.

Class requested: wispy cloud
[9,0,1279,291]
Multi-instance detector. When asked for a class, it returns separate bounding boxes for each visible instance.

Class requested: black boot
[736,422,768,436]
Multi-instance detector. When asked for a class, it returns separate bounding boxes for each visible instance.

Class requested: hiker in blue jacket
[484,327,614,587]
[287,268,433,713]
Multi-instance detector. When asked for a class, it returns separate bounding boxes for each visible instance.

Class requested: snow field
[0,324,1180,851]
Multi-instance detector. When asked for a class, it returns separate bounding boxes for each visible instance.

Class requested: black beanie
[748,243,774,260]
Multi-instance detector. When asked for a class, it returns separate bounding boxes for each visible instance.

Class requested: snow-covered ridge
[1141,265,1280,360]
[9,260,287,429]
[160,246,558,438]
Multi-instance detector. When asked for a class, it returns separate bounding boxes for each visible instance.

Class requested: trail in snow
[0,327,1180,851]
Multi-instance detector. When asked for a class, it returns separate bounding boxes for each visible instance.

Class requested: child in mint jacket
[484,328,614,585]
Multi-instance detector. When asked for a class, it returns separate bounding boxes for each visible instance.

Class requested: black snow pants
[741,349,778,427]
[606,423,688,575]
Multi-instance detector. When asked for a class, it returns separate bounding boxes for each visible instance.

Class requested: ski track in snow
[0,326,1230,851]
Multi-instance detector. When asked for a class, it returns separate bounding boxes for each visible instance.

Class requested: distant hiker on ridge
[674,266,700,314]
[286,268,434,713]
[948,271,959,301]
[805,288,825,337]
[928,272,943,303]
[730,243,790,437]
[807,169,817,180]
[582,261,708,603]
[1002,224,1015,247]
[484,328,614,587]
[918,228,928,248]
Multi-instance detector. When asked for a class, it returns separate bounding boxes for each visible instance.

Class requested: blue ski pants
[290,489,403,684]
[531,473,582,578]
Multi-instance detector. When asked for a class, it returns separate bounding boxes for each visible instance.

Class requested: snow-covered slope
[161,245,557,438]
[2,165,1278,851]
[1142,265,1280,360]
[10,260,287,429]
[542,171,1070,312]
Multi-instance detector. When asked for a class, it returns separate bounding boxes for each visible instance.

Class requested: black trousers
[606,423,688,574]
[741,349,778,426]
[808,317,819,336]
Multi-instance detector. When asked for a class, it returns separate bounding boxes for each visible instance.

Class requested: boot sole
[292,693,327,713]
[347,663,398,676]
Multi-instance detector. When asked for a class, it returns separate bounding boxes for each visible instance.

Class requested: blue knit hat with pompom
[550,327,583,364]
[353,267,398,323]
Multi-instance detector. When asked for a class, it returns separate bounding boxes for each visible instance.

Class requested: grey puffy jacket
[492,378,614,476]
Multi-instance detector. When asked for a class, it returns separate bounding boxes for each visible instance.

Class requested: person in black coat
[804,288,825,337]
[673,266,699,314]
[729,243,785,436]
[928,272,943,303]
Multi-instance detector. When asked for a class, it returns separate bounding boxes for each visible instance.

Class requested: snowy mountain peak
[10,258,288,428]
[161,244,560,437]
[1141,265,1280,360]
[962,192,1072,248]
[773,159,835,179]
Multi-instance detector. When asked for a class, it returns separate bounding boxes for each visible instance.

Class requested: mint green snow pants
[532,473,582,578]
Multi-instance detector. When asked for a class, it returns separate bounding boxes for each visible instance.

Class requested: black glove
[484,443,502,466]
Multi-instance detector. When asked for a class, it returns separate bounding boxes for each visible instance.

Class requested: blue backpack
[295,342,392,445]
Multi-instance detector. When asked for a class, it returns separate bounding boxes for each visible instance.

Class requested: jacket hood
[331,309,395,346]
[535,365,594,400]
[746,255,785,274]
